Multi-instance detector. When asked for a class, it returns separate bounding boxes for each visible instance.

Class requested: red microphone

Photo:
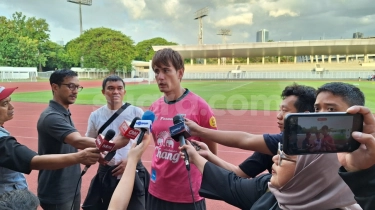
[119,117,141,139]
[83,129,116,175]
[95,129,116,152]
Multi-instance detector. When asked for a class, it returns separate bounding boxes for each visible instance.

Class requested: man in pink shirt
[147,48,218,210]
[321,125,336,151]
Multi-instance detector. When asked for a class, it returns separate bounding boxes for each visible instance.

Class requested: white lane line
[226,82,253,91]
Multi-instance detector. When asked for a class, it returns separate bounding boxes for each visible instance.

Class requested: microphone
[169,114,191,171]
[82,129,116,175]
[95,129,116,152]
[133,111,156,145]
[119,117,141,139]
[109,117,142,161]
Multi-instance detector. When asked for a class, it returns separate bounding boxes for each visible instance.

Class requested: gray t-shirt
[37,100,78,204]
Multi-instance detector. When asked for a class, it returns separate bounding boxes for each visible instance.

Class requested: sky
[1,0,375,45]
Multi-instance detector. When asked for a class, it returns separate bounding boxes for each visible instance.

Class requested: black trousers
[82,161,150,210]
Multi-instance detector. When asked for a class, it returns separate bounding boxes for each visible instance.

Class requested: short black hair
[102,75,125,90]
[321,125,329,130]
[281,83,316,112]
[49,69,77,86]
[0,189,39,210]
[316,82,365,106]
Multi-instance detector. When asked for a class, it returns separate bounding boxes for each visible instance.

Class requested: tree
[43,41,73,70]
[0,12,50,69]
[135,37,177,61]
[66,27,136,74]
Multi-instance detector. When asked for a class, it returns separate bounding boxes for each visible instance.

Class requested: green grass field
[11,80,375,111]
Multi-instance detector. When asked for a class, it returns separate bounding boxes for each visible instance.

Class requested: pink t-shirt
[148,90,217,203]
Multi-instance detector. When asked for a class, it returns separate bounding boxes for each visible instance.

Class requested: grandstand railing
[182,70,375,80]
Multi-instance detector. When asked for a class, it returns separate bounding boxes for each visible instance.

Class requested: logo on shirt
[209,116,217,128]
[155,131,180,163]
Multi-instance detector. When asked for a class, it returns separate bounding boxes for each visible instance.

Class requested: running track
[4,81,280,210]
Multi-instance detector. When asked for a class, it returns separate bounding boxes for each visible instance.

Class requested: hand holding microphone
[134,111,156,145]
[169,114,191,171]
[119,117,141,139]
[76,148,101,166]
[82,129,116,175]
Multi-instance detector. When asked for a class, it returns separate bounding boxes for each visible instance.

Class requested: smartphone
[283,112,363,155]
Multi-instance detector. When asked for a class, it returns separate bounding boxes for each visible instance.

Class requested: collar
[49,100,71,116]
[164,88,190,104]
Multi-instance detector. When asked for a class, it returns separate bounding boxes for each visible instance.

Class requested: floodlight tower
[217,29,232,44]
[67,0,92,35]
[194,7,209,45]
[217,29,231,65]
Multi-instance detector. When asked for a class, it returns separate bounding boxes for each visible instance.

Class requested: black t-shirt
[0,136,37,174]
[238,133,282,178]
[37,100,78,204]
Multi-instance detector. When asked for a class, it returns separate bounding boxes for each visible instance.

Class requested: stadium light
[217,29,232,44]
[67,0,92,35]
[194,7,209,45]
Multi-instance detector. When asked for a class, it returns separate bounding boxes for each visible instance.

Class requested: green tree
[43,41,73,70]
[135,37,177,61]
[0,12,50,69]
[66,27,136,74]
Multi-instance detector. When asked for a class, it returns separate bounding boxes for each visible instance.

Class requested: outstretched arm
[191,140,249,178]
[0,136,100,173]
[186,119,272,155]
[30,147,100,170]
[108,137,149,210]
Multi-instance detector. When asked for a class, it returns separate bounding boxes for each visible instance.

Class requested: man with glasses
[37,69,97,210]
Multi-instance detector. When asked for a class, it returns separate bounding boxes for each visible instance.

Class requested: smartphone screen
[283,112,363,155]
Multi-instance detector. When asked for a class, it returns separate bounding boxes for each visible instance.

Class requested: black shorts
[146,193,206,210]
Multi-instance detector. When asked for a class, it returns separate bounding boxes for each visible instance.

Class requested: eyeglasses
[61,83,83,92]
[277,142,296,166]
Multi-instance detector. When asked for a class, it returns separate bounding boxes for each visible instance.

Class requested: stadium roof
[153,39,375,58]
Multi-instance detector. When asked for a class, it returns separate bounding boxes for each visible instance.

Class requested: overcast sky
[1,0,374,45]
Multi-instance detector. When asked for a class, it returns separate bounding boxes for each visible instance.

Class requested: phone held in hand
[283,112,363,155]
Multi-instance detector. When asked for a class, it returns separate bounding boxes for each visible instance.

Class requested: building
[353,32,364,39]
[256,29,269,42]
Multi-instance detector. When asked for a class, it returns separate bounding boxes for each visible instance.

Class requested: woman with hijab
[181,141,361,210]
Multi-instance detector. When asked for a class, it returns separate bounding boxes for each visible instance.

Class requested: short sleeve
[0,136,38,174]
[263,133,282,155]
[198,99,218,130]
[86,112,98,138]
[41,113,77,143]
[238,152,273,178]
[200,162,271,210]
[134,106,144,118]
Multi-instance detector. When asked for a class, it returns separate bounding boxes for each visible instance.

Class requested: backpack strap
[98,103,131,135]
